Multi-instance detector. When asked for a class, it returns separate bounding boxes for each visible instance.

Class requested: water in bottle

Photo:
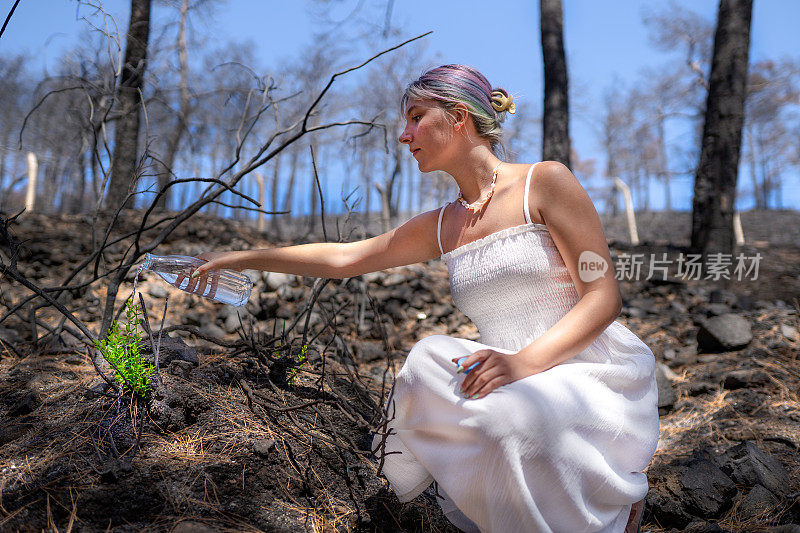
[139,253,253,307]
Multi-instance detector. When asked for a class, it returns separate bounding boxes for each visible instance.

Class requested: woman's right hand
[190,251,246,279]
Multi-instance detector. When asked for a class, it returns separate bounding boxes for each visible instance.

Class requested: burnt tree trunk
[105,0,152,211]
[690,0,753,257]
[540,0,571,168]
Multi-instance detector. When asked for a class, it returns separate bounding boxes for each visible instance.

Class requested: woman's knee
[402,335,456,374]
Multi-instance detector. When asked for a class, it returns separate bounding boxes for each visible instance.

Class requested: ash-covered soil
[0,209,798,532]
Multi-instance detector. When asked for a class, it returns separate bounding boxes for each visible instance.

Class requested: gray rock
[685,381,716,396]
[202,321,227,340]
[395,285,414,301]
[252,296,279,320]
[624,306,648,319]
[0,325,21,345]
[306,311,323,328]
[276,284,293,300]
[737,484,778,522]
[363,272,382,284]
[670,300,688,313]
[263,272,292,291]
[352,340,385,363]
[681,452,738,517]
[83,380,112,399]
[658,362,679,381]
[734,294,756,311]
[410,294,427,308]
[383,273,407,287]
[717,441,791,497]
[276,304,294,319]
[705,303,732,316]
[669,346,699,368]
[646,487,694,528]
[709,289,736,306]
[224,311,242,333]
[140,335,199,367]
[722,369,769,390]
[168,360,194,379]
[683,521,729,533]
[183,309,202,326]
[430,303,452,319]
[147,283,168,298]
[646,448,738,529]
[656,363,677,410]
[244,299,261,318]
[253,438,275,457]
[780,323,799,342]
[148,400,185,432]
[697,314,752,352]
[630,297,658,314]
[383,300,406,321]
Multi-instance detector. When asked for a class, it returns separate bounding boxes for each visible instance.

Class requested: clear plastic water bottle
[140,253,253,307]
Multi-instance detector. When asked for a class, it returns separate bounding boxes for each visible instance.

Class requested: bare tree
[742,58,800,209]
[105,0,152,211]
[599,85,626,216]
[151,0,196,211]
[642,1,715,210]
[502,100,541,164]
[540,0,571,167]
[690,0,753,256]
[0,55,29,208]
[643,0,714,92]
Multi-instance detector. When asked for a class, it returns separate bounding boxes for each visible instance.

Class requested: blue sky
[3,0,799,212]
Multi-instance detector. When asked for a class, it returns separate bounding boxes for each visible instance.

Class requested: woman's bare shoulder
[533,160,573,183]
[514,160,572,188]
[527,161,587,224]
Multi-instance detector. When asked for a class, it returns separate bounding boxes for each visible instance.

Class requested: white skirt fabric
[373,323,659,533]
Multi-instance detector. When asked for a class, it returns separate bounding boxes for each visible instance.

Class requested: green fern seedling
[94,297,154,398]
[286,344,310,386]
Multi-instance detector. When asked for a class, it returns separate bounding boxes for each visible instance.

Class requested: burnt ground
[0,208,798,532]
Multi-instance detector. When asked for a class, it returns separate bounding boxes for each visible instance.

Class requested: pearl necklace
[457,162,502,212]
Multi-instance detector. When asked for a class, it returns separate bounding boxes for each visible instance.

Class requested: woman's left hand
[452,349,536,399]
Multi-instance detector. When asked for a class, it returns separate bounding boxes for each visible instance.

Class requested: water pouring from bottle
[139,253,252,307]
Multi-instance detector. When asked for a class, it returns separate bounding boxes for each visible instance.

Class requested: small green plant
[287,344,310,386]
[94,297,154,398]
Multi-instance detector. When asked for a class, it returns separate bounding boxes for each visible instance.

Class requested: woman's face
[398,98,456,173]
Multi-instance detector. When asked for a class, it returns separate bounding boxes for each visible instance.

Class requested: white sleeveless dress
[372,164,659,533]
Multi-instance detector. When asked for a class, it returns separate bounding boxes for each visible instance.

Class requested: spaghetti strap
[436,204,446,256]
[523,163,539,225]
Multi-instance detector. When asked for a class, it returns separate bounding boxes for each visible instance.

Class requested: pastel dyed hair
[401,64,512,156]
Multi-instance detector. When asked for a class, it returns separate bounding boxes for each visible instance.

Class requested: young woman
[191,64,658,533]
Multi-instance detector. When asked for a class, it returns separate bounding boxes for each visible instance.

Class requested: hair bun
[491,89,516,115]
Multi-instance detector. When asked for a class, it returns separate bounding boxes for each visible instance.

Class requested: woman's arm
[190,208,441,280]
[459,161,623,398]
[516,160,622,371]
